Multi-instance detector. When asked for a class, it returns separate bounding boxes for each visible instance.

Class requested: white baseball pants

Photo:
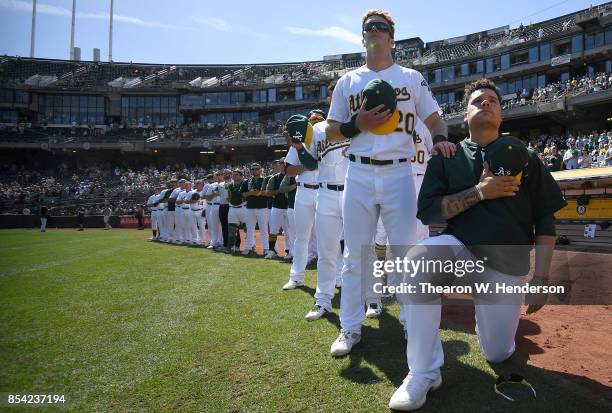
[289,185,317,282]
[340,162,417,334]
[245,208,269,251]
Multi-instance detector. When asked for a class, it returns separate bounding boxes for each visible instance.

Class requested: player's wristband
[474,184,484,201]
[339,114,360,139]
[433,134,448,145]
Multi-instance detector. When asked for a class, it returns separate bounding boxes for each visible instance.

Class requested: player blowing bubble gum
[323,7,454,373]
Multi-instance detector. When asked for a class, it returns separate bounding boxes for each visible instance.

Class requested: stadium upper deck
[0,2,610,148]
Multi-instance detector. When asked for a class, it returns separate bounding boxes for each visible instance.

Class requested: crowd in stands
[1,117,289,143]
[528,130,612,171]
[2,125,611,216]
[441,70,612,118]
[0,160,281,215]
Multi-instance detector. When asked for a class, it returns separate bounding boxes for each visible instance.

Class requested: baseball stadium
[0,1,611,411]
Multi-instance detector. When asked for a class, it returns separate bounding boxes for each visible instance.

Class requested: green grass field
[0,229,608,412]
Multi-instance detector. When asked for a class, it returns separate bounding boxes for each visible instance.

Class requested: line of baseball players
[281,97,434,323]
[145,165,318,265]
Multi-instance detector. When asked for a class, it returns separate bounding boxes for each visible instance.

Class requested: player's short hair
[463,79,502,106]
[362,9,395,38]
[194,180,203,185]
[233,169,243,176]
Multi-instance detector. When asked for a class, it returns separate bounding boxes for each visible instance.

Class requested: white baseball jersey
[147,194,158,211]
[410,118,433,176]
[169,187,181,200]
[157,189,169,210]
[205,183,221,204]
[328,64,439,160]
[186,190,197,206]
[301,120,350,185]
[286,146,319,184]
[202,183,212,206]
[193,189,206,210]
[177,189,189,207]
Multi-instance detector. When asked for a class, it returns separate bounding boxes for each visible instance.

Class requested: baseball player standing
[226,169,247,253]
[103,204,113,230]
[370,118,434,320]
[285,107,349,321]
[279,174,297,260]
[282,115,320,289]
[39,205,48,232]
[219,169,232,249]
[192,180,207,246]
[388,79,566,411]
[216,173,230,251]
[167,179,184,243]
[324,9,453,356]
[242,163,270,257]
[155,185,169,242]
[146,188,160,239]
[204,173,224,249]
[176,181,192,244]
[157,181,175,242]
[182,182,197,245]
[265,160,289,259]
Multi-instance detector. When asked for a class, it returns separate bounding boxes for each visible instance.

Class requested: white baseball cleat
[305,304,329,321]
[388,373,442,411]
[264,250,277,259]
[330,330,361,357]
[241,248,252,256]
[365,303,382,319]
[282,280,304,290]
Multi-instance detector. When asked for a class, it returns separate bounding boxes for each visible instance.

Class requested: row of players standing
[280,81,434,327]
[148,9,566,411]
[145,165,318,263]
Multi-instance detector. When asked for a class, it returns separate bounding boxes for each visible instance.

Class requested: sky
[0,0,606,65]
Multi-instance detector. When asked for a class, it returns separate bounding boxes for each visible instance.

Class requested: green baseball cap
[285,114,314,147]
[362,78,400,135]
[483,136,529,182]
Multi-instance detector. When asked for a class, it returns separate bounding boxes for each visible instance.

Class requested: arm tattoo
[441,186,482,220]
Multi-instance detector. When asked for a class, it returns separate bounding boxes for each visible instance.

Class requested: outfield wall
[0,215,150,229]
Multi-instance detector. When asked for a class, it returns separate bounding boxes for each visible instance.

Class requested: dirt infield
[443,249,612,400]
[182,229,612,399]
[241,232,612,400]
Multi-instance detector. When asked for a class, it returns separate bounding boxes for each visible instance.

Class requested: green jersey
[262,175,273,209]
[225,181,244,206]
[268,173,288,209]
[418,137,566,276]
[244,177,267,209]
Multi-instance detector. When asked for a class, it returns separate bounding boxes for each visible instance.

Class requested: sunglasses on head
[363,21,391,34]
